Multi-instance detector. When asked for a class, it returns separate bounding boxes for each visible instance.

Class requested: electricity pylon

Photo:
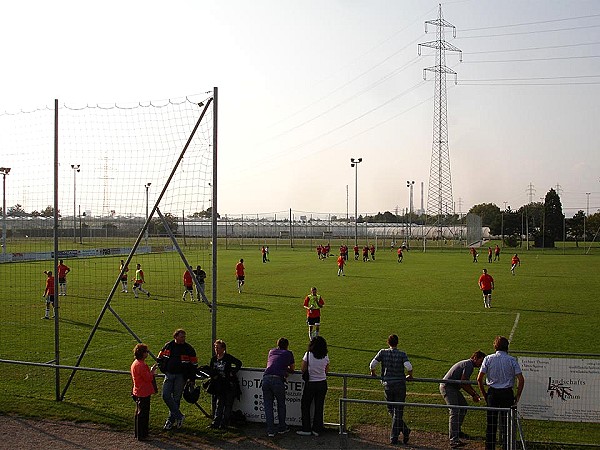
[418,4,462,238]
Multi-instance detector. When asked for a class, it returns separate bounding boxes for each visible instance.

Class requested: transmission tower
[418,5,462,232]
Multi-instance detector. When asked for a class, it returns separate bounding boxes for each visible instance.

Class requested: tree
[469,203,501,235]
[7,204,27,217]
[567,211,585,246]
[189,206,220,219]
[542,188,564,248]
[151,212,178,235]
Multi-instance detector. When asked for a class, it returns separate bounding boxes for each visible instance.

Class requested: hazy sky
[2,0,599,218]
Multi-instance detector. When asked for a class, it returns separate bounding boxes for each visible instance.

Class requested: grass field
[1,239,599,445]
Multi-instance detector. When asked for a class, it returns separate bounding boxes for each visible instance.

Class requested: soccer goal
[0,90,218,399]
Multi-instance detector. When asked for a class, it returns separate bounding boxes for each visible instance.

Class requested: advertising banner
[518,357,600,422]
[233,369,305,424]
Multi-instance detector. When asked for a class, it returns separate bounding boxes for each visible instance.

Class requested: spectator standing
[297,336,330,437]
[208,340,242,429]
[133,263,150,298]
[42,270,55,320]
[477,336,525,450]
[119,260,129,293]
[57,259,71,296]
[478,268,495,309]
[157,329,198,431]
[370,334,413,445]
[303,287,324,340]
[235,259,245,293]
[440,351,486,448]
[262,338,295,437]
[131,343,158,441]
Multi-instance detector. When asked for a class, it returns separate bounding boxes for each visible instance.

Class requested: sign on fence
[518,357,600,422]
[232,369,305,424]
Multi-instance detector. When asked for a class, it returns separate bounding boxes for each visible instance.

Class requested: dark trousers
[384,383,410,442]
[212,390,235,427]
[301,380,328,432]
[486,387,514,450]
[134,395,151,440]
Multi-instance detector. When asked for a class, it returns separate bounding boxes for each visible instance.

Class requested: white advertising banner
[518,357,600,422]
[232,369,305,424]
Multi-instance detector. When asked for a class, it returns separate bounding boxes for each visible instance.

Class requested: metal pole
[71,165,80,242]
[212,87,219,352]
[144,182,151,246]
[585,192,590,248]
[351,158,362,247]
[0,168,9,255]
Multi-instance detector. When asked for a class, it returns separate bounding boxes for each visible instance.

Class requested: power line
[463,55,600,63]
[457,23,600,39]
[464,40,600,55]
[461,13,600,31]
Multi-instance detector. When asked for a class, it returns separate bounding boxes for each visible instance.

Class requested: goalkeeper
[303,287,324,340]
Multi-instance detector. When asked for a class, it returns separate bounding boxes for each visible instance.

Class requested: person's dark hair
[134,343,149,360]
[471,350,486,361]
[494,336,509,352]
[387,334,399,347]
[308,336,328,359]
[277,337,289,350]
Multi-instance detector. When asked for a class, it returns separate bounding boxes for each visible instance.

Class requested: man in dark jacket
[157,329,198,430]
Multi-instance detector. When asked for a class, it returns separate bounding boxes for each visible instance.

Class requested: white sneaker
[296,431,311,436]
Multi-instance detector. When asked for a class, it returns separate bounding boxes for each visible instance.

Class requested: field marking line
[509,313,520,342]
[332,305,516,315]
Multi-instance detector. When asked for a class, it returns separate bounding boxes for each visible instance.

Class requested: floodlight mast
[71,165,80,243]
[350,158,362,247]
[1,167,11,255]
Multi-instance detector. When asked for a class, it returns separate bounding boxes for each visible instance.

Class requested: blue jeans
[384,383,410,442]
[162,372,185,422]
[262,375,287,434]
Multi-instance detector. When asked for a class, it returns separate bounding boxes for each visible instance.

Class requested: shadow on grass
[217,303,268,311]
[59,318,125,334]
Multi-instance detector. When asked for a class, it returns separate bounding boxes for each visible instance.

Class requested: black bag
[302,353,310,382]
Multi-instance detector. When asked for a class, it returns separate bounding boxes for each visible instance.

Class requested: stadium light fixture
[1,167,11,256]
[350,158,362,246]
[71,165,81,243]
[145,182,152,246]
[406,181,415,245]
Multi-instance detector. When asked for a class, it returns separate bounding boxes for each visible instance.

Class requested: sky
[1,0,600,218]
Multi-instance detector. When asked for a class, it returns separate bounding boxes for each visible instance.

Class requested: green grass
[1,240,599,445]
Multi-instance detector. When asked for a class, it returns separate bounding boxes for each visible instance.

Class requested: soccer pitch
[1,243,599,444]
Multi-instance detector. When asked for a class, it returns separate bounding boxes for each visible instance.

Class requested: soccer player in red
[303,287,324,339]
[120,260,129,293]
[182,269,194,301]
[57,259,71,296]
[42,270,55,319]
[487,247,493,264]
[337,254,345,276]
[369,244,376,260]
[397,247,403,263]
[494,244,500,261]
[478,268,495,308]
[510,254,521,276]
[235,259,245,293]
[353,245,359,260]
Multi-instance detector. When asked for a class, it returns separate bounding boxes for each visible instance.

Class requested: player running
[510,254,521,276]
[119,260,129,292]
[182,268,194,301]
[235,259,245,293]
[133,263,150,298]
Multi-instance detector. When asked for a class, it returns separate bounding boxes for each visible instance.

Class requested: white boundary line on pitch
[509,313,520,342]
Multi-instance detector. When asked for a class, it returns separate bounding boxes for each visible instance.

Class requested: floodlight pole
[145,182,152,246]
[350,158,362,247]
[407,181,414,246]
[585,192,590,247]
[0,167,10,255]
[71,164,80,243]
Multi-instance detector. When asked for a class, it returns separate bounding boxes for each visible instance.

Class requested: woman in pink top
[131,343,157,441]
